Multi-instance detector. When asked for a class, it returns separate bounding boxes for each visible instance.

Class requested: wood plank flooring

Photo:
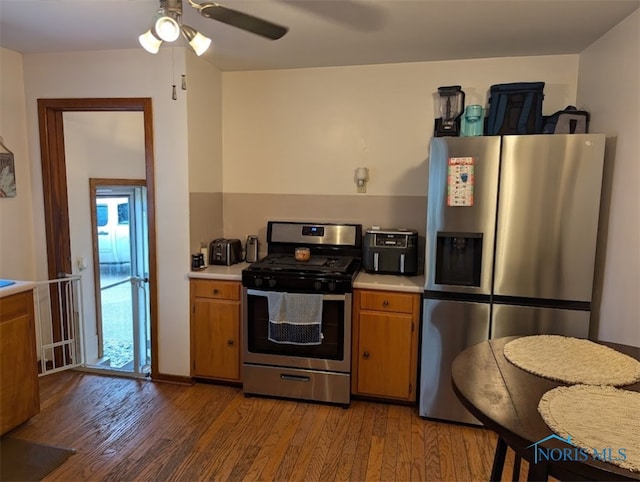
[7,371,536,481]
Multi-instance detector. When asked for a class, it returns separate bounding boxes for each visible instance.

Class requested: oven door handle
[246,289,346,301]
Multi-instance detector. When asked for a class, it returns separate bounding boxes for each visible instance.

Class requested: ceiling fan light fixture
[155,14,181,42]
[181,25,212,56]
[138,29,162,54]
[141,0,287,55]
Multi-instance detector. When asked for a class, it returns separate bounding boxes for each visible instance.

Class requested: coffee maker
[434,85,465,137]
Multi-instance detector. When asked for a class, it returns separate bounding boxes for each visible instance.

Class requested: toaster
[209,238,243,266]
[363,228,419,275]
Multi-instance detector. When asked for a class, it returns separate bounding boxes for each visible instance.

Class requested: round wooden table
[451,336,640,481]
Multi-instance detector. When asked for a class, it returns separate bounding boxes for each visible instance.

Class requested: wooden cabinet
[351,288,420,402]
[190,279,242,382]
[0,289,40,434]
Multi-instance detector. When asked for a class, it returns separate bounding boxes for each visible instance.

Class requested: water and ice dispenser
[434,232,483,287]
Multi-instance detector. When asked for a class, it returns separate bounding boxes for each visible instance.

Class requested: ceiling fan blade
[196,2,288,40]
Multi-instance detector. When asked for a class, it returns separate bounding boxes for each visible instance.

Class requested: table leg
[490,436,508,482]
[511,453,521,481]
[526,459,548,482]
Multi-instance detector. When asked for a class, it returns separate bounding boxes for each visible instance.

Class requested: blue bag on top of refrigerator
[543,105,590,134]
[485,82,545,135]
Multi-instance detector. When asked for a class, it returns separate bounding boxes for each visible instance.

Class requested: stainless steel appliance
[241,221,362,406]
[420,134,606,424]
[245,235,259,263]
[209,238,242,265]
[363,228,418,275]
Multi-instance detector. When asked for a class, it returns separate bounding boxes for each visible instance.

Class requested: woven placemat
[538,385,640,472]
[503,335,640,386]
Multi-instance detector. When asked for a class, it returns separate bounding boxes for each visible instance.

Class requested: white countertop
[0,280,37,299]
[353,272,425,294]
[187,263,249,281]
[187,264,425,294]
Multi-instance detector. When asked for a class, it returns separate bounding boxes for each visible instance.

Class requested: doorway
[37,98,158,378]
[90,181,150,376]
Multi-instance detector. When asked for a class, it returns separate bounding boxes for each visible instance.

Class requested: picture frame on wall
[0,138,16,198]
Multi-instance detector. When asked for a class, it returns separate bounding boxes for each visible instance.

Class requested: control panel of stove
[242,272,352,294]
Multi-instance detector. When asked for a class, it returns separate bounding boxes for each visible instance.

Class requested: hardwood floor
[8,371,532,481]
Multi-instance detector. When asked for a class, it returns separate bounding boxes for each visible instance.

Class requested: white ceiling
[1,0,639,71]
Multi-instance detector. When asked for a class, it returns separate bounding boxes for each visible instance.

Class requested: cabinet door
[192,298,240,381]
[0,291,39,435]
[357,311,413,399]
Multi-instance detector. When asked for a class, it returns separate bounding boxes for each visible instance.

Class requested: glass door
[92,184,150,376]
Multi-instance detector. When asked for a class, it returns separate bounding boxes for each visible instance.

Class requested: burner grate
[250,255,354,273]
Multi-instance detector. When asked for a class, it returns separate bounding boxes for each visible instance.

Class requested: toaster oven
[363,228,419,275]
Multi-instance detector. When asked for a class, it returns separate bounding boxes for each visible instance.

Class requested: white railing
[34,275,86,376]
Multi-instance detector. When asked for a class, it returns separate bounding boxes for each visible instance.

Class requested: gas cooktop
[242,255,360,293]
[247,254,356,273]
[241,221,363,293]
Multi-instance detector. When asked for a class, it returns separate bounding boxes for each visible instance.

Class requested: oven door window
[246,294,345,360]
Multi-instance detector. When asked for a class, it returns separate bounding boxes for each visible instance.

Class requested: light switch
[77,257,88,271]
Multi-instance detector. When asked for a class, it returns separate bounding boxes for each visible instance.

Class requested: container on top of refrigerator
[460,105,484,137]
[434,86,465,137]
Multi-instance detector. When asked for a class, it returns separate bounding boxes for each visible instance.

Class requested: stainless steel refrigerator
[419,134,605,425]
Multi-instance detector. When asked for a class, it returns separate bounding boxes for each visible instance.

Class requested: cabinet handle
[213,288,220,295]
[382,300,389,307]
[227,339,235,346]
[363,351,370,359]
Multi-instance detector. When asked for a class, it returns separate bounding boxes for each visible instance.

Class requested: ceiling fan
[186,0,288,40]
[139,0,288,55]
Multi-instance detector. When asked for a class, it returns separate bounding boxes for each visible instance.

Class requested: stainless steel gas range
[241,221,362,406]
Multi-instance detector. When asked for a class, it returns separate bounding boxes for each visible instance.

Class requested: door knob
[382,300,389,307]
[363,351,370,359]
[213,288,219,294]
[227,339,235,346]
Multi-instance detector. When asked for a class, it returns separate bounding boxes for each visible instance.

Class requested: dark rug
[0,437,75,481]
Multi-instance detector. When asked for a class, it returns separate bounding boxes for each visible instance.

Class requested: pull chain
[171,47,177,101]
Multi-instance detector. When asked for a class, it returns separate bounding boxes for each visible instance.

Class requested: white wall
[222,55,579,196]
[186,50,225,253]
[21,48,192,376]
[577,10,640,346]
[0,48,36,281]
[187,50,223,193]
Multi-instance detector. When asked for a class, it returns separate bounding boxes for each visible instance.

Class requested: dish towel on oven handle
[267,292,323,345]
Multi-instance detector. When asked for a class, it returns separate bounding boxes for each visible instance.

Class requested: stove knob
[328,281,337,292]
[314,281,322,291]
[254,277,263,287]
[268,278,277,288]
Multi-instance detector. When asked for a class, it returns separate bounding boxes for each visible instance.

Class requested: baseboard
[152,372,193,385]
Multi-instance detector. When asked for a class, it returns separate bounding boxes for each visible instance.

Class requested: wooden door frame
[37,98,158,378]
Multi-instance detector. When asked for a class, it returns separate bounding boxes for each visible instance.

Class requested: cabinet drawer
[192,280,240,301]
[359,290,415,314]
